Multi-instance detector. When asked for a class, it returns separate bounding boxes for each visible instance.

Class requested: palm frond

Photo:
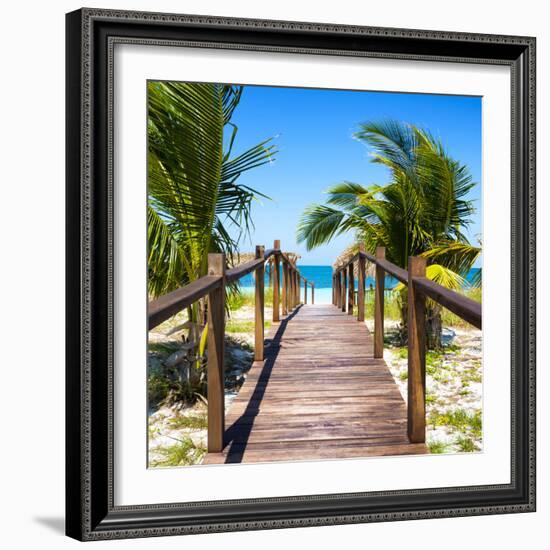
[296,205,347,250]
[421,241,481,277]
[147,81,277,295]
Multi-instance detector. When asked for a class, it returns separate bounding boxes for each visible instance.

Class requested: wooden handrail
[225,257,265,284]
[331,245,482,445]
[413,277,482,329]
[148,276,222,330]
[149,247,296,329]
[148,240,311,454]
[374,258,408,285]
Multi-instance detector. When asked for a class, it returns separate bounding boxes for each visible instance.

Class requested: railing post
[207,253,225,453]
[347,262,354,315]
[341,268,347,312]
[374,247,386,358]
[272,240,280,322]
[357,248,366,322]
[293,271,297,307]
[292,264,294,311]
[407,256,427,443]
[254,245,265,362]
[282,261,288,315]
[268,257,273,289]
[311,283,315,305]
[304,278,307,304]
[291,267,296,309]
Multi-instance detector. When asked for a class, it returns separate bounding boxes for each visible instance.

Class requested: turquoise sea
[238,265,481,305]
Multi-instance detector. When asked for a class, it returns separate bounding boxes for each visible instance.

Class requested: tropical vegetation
[147,81,276,405]
[297,120,481,347]
[147,82,276,301]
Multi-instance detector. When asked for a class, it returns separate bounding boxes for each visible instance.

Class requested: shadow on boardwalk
[223,305,303,463]
[203,304,426,465]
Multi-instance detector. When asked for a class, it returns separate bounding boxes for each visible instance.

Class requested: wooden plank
[204,443,426,464]
[203,303,426,464]
[407,256,427,443]
[206,254,225,452]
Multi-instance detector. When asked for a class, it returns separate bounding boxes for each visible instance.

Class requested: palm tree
[147,82,276,319]
[297,120,480,347]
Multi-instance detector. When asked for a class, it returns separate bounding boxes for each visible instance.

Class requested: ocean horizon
[237,265,481,304]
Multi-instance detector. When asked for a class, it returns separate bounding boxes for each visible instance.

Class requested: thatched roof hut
[333,243,375,278]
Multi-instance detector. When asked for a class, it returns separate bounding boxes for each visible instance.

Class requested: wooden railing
[148,240,313,453]
[332,245,482,444]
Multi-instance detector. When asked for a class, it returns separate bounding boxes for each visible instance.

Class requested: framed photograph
[66,8,536,541]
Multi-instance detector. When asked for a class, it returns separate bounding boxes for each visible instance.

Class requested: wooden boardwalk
[204,304,427,464]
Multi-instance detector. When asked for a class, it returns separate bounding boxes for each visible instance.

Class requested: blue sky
[227,85,482,266]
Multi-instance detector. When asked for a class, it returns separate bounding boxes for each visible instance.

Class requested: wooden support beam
[254,246,265,362]
[288,266,294,309]
[357,248,366,322]
[272,241,280,322]
[291,267,296,309]
[341,269,347,313]
[311,283,315,305]
[407,256,427,444]
[347,263,354,315]
[304,278,308,304]
[374,247,386,358]
[282,261,288,316]
[207,253,225,452]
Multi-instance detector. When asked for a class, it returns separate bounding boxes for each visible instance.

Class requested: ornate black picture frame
[66,8,536,541]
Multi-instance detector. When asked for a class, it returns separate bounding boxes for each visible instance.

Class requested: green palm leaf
[147,81,277,298]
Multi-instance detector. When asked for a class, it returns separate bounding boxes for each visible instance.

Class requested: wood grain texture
[272,244,280,323]
[206,254,225,452]
[341,270,347,313]
[204,304,426,464]
[282,262,288,315]
[347,263,354,315]
[254,246,265,362]
[357,253,365,322]
[407,257,427,443]
[374,246,386,358]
